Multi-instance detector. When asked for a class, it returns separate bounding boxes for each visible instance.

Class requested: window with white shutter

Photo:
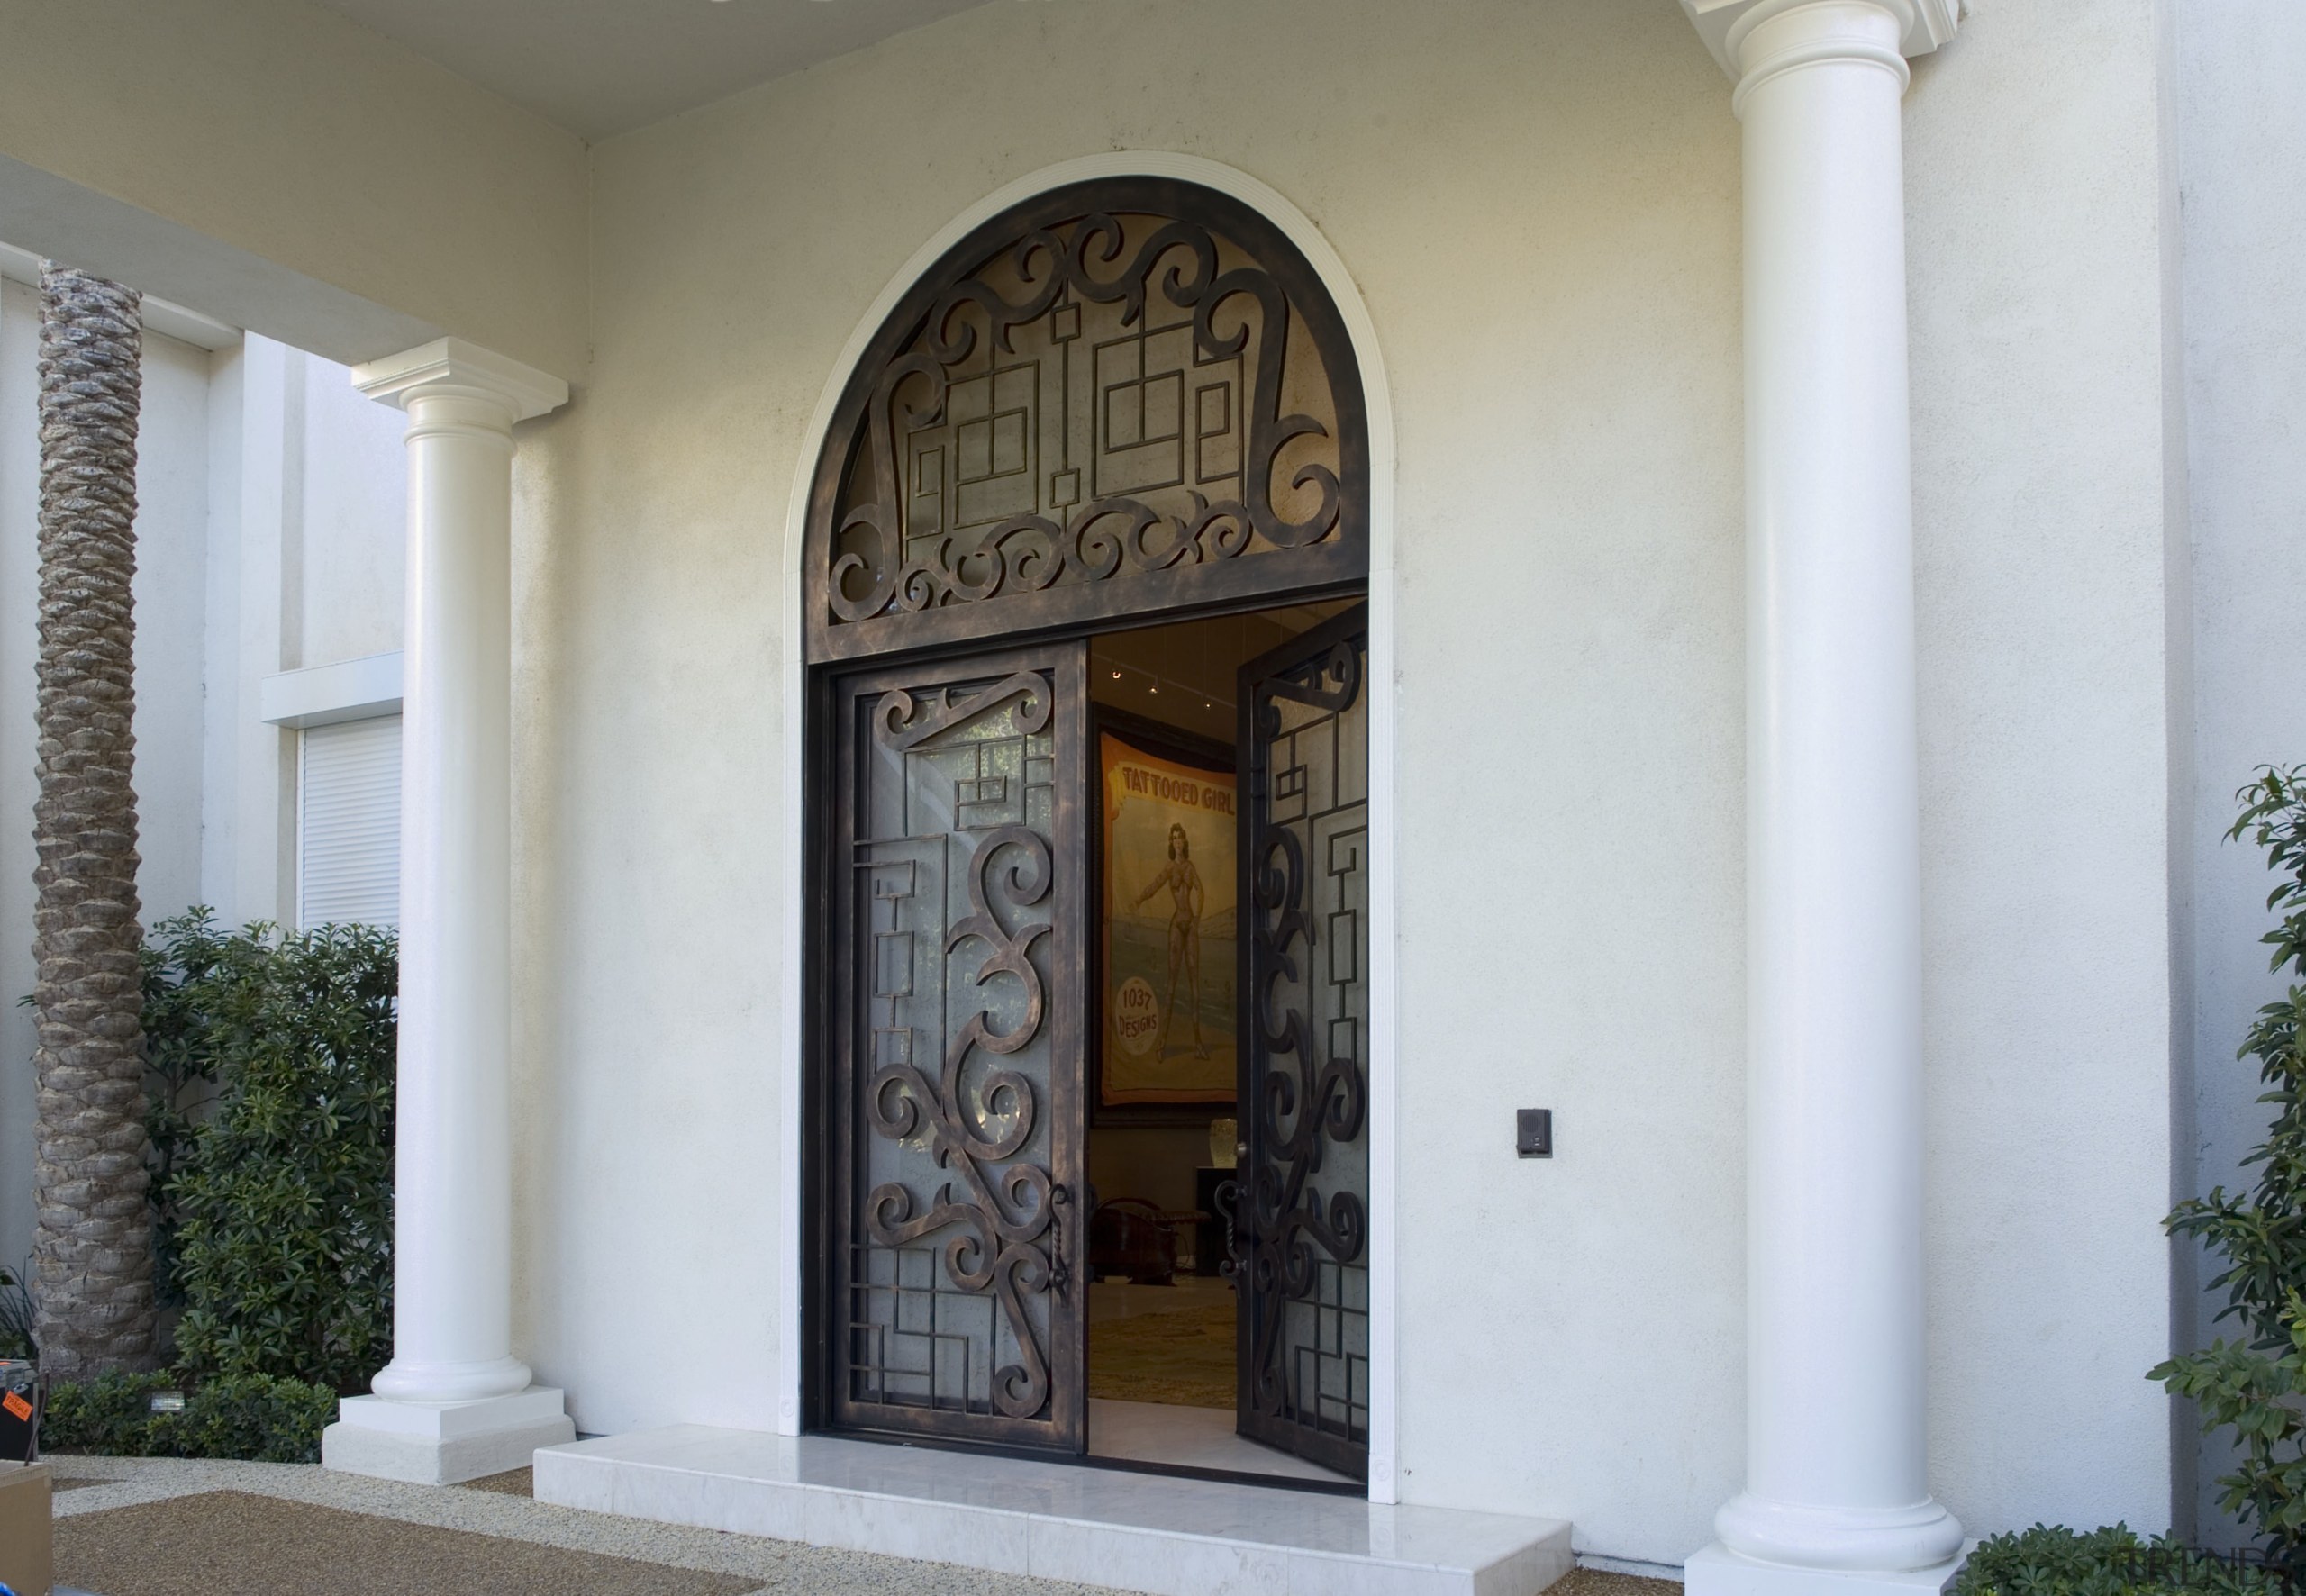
[297,714,402,929]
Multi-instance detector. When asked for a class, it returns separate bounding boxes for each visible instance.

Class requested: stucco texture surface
[0,0,589,372]
[505,0,2179,1564]
[1904,0,2178,1537]
[2174,0,2306,1545]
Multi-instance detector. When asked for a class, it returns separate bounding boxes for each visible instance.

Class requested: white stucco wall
[193,334,406,939]
[196,334,294,935]
[0,278,37,1275]
[2175,0,2306,1546]
[0,0,590,376]
[135,331,221,935]
[1906,0,2183,1537]
[290,348,407,670]
[510,0,2182,1562]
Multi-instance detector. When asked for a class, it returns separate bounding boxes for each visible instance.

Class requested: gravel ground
[459,1465,534,1496]
[42,1455,1684,1596]
[1555,1572,1682,1596]
[58,1492,762,1596]
[41,1456,1148,1596]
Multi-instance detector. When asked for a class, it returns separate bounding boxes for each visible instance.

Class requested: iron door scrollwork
[803,177,1369,666]
[1232,604,1371,1481]
[827,645,1087,1452]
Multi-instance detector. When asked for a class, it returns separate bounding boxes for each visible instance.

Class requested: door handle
[1049,1183,1072,1292]
[1215,1174,1248,1282]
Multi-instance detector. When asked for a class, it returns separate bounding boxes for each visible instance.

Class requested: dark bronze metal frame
[1232,603,1372,1482]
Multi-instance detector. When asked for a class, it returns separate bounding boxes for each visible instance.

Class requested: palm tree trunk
[30,264,153,1378]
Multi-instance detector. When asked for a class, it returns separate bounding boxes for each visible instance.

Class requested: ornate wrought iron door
[826,645,1086,1451]
[1234,605,1370,1480]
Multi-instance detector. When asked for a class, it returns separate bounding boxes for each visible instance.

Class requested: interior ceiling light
[1106,660,1233,712]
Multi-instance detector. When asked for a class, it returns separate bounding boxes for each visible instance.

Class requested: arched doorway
[801,177,1374,1484]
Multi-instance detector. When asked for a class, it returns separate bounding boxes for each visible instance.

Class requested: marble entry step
[533,1426,1574,1596]
[1086,1397,1356,1485]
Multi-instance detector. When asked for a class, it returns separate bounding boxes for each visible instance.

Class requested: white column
[1679,3,1965,1593]
[322,339,574,1485]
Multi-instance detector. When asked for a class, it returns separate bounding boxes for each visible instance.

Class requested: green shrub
[24,916,393,1464]
[2156,768,2306,1557]
[145,912,398,1393]
[141,916,232,1301]
[39,1372,169,1455]
[1956,1525,2292,1596]
[40,1370,335,1464]
[155,1373,340,1464]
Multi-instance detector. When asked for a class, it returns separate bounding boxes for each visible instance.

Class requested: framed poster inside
[1090,711,1239,1126]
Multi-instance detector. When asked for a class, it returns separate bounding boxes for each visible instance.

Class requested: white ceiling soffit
[0,239,240,349]
[312,0,995,141]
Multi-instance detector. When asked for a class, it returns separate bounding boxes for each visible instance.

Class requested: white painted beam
[259,651,404,730]
[0,240,240,350]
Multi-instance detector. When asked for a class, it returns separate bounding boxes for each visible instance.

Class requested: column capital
[1681,0,1958,80]
[351,336,569,423]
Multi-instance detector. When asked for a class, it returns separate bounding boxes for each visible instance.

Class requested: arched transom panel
[804,178,1368,663]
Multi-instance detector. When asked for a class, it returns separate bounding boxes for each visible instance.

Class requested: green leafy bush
[39,1371,166,1455]
[157,1373,340,1463]
[2156,767,2306,1558]
[22,916,394,1462]
[41,1369,335,1464]
[145,912,398,1392]
[1956,1525,2292,1596]
[141,917,232,1301]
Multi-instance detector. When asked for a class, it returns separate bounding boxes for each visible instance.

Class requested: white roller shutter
[297,714,402,929]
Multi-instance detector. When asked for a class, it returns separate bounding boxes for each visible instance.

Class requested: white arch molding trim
[772,150,1402,1503]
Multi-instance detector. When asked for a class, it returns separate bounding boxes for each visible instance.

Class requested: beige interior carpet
[56,1490,761,1596]
[1087,1299,1235,1409]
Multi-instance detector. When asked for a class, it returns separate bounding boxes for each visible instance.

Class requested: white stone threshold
[533,1426,1574,1596]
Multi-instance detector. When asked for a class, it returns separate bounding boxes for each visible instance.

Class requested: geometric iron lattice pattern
[1233,608,1371,1481]
[827,651,1086,1453]
[806,178,1368,664]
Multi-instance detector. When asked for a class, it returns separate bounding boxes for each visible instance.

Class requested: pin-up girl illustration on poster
[1099,729,1234,1106]
[1131,822,1209,1060]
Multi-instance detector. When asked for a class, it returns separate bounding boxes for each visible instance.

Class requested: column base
[322,1385,575,1485]
[1687,1544,1969,1596]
